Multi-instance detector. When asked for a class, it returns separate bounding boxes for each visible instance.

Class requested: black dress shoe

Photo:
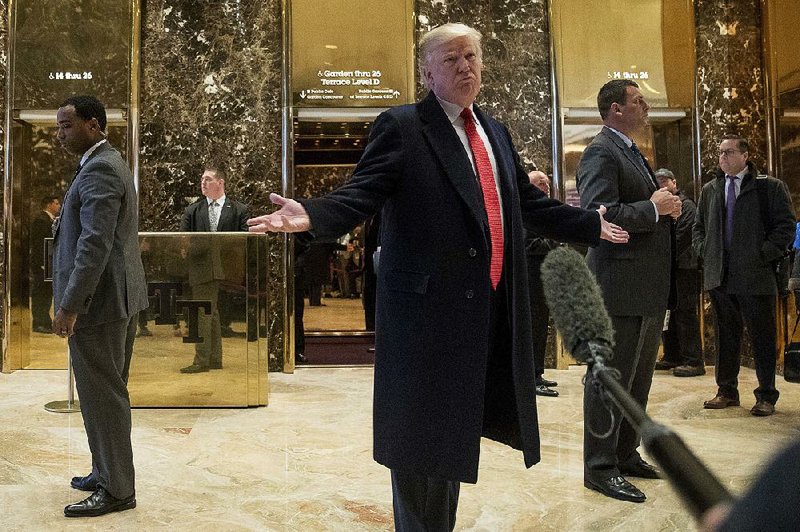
[71,473,98,492]
[180,364,209,374]
[654,360,678,371]
[535,384,559,397]
[536,376,558,387]
[619,459,661,479]
[295,352,307,364]
[64,487,136,517]
[584,476,646,503]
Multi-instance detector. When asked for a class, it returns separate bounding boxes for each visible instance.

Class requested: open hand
[247,193,311,233]
[597,205,629,243]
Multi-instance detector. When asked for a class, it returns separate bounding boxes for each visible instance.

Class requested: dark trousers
[191,281,222,368]
[662,269,703,367]
[708,288,779,404]
[391,470,460,532]
[584,313,663,481]
[526,255,550,378]
[30,276,53,329]
[391,279,511,530]
[69,314,138,499]
[294,283,305,356]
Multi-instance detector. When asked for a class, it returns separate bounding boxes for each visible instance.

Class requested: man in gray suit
[53,95,148,517]
[576,79,681,503]
[693,134,795,417]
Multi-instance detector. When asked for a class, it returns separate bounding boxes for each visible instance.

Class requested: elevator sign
[296,68,403,104]
[291,0,413,108]
[49,71,94,81]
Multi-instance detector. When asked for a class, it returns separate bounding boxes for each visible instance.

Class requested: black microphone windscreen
[540,247,614,358]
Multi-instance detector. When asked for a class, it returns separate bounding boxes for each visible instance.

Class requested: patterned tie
[725,175,737,249]
[209,201,220,232]
[461,108,503,289]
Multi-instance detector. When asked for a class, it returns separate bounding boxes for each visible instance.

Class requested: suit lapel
[601,128,657,192]
[217,199,233,231]
[198,201,211,231]
[418,92,487,229]
[474,105,515,219]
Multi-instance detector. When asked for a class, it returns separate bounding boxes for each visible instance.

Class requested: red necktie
[461,108,503,289]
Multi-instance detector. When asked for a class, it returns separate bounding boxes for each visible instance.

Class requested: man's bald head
[528,170,550,196]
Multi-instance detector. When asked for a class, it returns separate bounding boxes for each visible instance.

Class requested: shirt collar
[436,96,475,125]
[207,194,226,206]
[79,139,107,167]
[605,126,633,148]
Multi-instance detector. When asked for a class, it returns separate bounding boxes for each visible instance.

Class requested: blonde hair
[418,23,483,87]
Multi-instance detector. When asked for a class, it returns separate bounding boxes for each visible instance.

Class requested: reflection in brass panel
[12,119,129,371]
[127,233,268,407]
[552,0,695,109]
[12,0,133,109]
[291,0,414,107]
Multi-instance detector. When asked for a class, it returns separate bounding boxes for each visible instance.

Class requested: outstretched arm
[247,193,311,233]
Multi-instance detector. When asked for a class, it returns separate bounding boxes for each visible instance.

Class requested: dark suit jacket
[180,196,250,232]
[30,210,53,275]
[693,162,795,295]
[577,127,672,316]
[52,142,148,329]
[301,91,600,483]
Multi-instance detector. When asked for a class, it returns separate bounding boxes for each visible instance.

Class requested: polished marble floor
[1,365,799,531]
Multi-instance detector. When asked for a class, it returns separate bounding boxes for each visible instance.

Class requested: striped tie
[461,108,503,289]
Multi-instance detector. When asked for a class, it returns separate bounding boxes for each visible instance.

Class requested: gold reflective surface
[552,0,695,109]
[129,233,269,407]
[11,0,133,109]
[291,0,415,107]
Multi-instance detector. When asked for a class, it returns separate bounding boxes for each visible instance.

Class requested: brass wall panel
[11,0,132,109]
[291,0,414,107]
[552,0,694,109]
[130,233,269,407]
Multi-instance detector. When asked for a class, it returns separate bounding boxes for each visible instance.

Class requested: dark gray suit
[576,127,672,481]
[52,141,148,499]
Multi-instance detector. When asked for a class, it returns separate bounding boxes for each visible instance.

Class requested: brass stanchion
[44,346,80,413]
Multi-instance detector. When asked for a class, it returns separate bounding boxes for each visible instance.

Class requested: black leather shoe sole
[535,384,559,397]
[70,475,98,492]
[584,478,646,503]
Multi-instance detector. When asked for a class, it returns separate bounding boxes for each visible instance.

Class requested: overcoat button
[465,290,474,299]
[468,248,477,257]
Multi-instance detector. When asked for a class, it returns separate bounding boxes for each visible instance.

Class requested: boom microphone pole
[540,247,732,519]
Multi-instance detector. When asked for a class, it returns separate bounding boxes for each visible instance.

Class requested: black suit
[180,197,250,368]
[661,191,702,367]
[301,92,601,529]
[525,231,560,378]
[30,210,54,330]
[576,127,673,482]
[693,163,795,404]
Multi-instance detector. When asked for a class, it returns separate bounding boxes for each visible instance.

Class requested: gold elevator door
[4,110,128,371]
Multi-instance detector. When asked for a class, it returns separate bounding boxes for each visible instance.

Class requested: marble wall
[139,0,285,370]
[416,0,553,172]
[694,0,767,178]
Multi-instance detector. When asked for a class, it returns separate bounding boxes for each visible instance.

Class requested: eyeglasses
[718,149,743,157]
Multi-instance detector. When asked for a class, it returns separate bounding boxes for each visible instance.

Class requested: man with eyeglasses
[693,134,795,416]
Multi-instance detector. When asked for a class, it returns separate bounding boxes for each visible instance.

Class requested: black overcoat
[302,92,600,483]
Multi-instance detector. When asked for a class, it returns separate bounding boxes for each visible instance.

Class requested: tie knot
[211,201,219,207]
[460,107,474,123]
[726,174,737,181]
